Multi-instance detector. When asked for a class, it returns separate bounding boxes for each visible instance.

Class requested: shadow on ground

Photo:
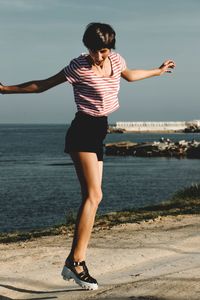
[0,296,57,300]
[0,283,83,300]
[92,297,167,300]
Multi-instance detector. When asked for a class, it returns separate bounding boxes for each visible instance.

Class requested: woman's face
[88,48,110,66]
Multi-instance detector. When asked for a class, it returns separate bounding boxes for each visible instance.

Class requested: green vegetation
[65,209,77,226]
[172,183,200,200]
[0,183,199,243]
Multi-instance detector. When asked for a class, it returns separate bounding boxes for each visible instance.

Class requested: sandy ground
[0,214,199,300]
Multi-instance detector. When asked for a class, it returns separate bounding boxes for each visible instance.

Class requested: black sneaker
[61,259,98,290]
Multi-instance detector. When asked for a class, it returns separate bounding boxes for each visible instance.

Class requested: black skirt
[64,112,108,161]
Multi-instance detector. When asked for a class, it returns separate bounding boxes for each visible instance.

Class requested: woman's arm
[121,60,176,82]
[0,70,66,94]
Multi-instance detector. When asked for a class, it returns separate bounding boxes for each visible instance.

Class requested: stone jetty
[105,139,200,158]
[111,120,200,132]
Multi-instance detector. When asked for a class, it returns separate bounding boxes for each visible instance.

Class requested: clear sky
[0,0,200,123]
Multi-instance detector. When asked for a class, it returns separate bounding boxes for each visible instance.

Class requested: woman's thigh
[70,152,103,198]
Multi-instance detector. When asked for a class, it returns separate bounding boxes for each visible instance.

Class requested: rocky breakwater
[105,138,200,158]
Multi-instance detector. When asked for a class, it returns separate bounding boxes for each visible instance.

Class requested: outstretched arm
[121,60,176,82]
[0,70,66,94]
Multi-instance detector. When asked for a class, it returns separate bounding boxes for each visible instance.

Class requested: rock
[105,141,138,156]
[107,127,126,133]
[105,140,200,158]
[187,144,200,158]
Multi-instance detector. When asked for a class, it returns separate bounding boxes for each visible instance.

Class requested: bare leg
[98,160,103,186]
[67,152,103,272]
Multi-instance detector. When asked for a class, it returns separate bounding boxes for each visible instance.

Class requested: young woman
[0,22,175,290]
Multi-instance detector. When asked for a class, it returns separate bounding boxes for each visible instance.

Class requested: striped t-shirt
[63,52,126,117]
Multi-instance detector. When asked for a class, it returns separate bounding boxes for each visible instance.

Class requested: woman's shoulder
[64,54,90,77]
[110,51,125,61]
[110,51,126,66]
[69,54,88,65]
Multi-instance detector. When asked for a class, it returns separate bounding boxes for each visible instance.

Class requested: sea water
[0,124,200,232]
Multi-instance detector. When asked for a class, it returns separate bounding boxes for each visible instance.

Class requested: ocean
[0,124,200,233]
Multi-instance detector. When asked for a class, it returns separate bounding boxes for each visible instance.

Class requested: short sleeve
[63,58,80,84]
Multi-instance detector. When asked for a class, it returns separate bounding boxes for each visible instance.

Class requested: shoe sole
[61,266,98,290]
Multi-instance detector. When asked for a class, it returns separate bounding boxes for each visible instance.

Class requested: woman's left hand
[159,60,176,75]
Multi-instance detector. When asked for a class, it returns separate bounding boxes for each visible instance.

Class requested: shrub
[172,183,200,200]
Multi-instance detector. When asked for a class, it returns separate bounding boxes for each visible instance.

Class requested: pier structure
[115,120,200,132]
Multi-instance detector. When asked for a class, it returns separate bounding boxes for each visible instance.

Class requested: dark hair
[82,22,116,51]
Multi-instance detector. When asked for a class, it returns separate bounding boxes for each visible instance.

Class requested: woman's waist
[75,111,108,121]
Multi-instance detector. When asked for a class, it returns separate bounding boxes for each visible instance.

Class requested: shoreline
[1,196,199,244]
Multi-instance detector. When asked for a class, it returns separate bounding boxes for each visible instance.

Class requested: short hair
[82,22,116,51]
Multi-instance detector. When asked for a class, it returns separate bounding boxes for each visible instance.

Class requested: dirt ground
[0,214,199,300]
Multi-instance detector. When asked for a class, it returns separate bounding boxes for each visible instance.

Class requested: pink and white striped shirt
[63,52,126,117]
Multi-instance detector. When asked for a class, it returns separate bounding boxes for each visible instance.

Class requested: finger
[164,60,175,66]
[166,63,176,69]
[168,64,175,68]
[164,60,171,65]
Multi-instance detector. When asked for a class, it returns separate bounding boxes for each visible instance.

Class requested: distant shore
[108,128,183,134]
[109,119,200,134]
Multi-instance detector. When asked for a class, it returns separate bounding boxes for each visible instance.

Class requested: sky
[0,0,200,124]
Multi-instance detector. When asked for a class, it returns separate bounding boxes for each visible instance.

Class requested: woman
[0,22,175,290]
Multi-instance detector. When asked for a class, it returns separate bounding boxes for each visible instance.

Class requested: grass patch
[0,224,72,244]
[172,183,200,200]
[94,183,200,228]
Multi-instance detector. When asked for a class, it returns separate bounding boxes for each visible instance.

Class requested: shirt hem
[77,105,120,117]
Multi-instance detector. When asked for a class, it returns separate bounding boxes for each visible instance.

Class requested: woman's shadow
[0,283,83,300]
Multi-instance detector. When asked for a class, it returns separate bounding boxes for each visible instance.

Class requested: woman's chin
[95,61,104,66]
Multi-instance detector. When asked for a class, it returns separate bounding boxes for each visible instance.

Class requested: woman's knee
[87,188,103,207]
